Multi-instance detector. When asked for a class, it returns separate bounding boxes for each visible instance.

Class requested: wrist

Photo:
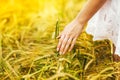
[74,17,85,27]
[75,17,86,26]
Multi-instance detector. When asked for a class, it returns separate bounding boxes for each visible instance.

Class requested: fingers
[59,35,69,54]
[56,32,62,39]
[68,37,77,52]
[63,37,73,54]
[57,34,77,55]
[57,35,65,52]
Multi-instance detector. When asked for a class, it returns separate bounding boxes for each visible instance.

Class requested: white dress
[86,0,120,55]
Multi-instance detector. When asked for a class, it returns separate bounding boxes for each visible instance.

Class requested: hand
[57,19,84,55]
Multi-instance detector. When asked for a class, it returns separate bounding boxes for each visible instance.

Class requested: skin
[113,44,120,62]
[57,0,107,55]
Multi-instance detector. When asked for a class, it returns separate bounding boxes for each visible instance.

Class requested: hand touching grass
[57,19,84,54]
[56,0,107,55]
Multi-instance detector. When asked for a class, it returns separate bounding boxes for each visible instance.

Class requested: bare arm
[76,0,107,25]
[57,0,107,54]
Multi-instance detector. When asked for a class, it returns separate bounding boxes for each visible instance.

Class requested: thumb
[56,32,62,39]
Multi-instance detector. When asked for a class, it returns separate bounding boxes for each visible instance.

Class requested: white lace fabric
[86,0,120,55]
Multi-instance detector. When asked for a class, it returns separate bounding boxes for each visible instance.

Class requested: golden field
[0,0,120,80]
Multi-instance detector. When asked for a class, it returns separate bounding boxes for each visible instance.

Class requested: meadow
[0,0,120,80]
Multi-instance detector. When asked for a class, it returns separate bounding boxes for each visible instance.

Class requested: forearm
[76,0,107,26]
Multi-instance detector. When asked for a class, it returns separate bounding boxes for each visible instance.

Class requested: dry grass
[0,0,120,80]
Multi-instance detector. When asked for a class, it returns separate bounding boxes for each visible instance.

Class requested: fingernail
[68,50,71,52]
[60,52,62,55]
[57,48,59,51]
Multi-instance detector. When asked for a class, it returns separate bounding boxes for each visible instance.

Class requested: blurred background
[0,0,117,80]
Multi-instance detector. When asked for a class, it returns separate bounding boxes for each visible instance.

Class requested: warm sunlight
[0,0,119,80]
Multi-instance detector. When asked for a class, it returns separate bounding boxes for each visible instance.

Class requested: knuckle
[66,33,72,37]
[62,40,67,44]
[63,41,66,45]
[67,40,71,44]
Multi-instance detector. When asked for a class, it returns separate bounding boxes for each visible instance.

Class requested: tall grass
[0,0,120,80]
